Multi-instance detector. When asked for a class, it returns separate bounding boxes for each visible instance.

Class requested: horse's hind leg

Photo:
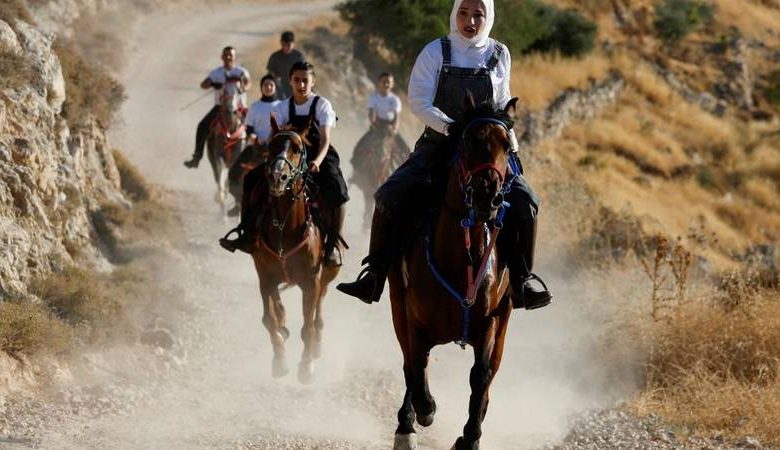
[452,308,511,450]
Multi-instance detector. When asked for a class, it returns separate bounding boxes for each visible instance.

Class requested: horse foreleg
[453,307,510,450]
[260,283,289,378]
[298,279,321,384]
[389,272,417,449]
[408,323,436,428]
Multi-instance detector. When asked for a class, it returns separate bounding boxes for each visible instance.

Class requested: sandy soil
[3,2,642,449]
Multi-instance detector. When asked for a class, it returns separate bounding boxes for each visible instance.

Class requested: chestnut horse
[250,117,339,384]
[350,122,410,230]
[389,98,517,450]
[207,81,245,215]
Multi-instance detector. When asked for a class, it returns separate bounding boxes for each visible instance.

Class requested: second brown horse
[249,117,339,384]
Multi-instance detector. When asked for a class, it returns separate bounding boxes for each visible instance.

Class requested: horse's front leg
[452,310,509,450]
[259,281,289,378]
[298,278,321,384]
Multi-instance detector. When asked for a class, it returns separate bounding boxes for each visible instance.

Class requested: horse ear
[504,97,519,118]
[270,114,279,135]
[464,91,477,112]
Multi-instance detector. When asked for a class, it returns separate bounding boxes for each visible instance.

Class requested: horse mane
[446,102,514,147]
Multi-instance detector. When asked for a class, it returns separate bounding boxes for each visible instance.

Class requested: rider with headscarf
[338,0,552,310]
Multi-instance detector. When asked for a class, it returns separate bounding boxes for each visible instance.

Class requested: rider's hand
[308,161,320,173]
[184,158,199,169]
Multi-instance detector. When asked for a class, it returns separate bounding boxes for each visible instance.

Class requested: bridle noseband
[268,130,308,195]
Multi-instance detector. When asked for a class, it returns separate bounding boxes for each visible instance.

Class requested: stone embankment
[0,15,126,298]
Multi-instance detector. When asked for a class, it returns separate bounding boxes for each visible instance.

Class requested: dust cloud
[37,1,643,448]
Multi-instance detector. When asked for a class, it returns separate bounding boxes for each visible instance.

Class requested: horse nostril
[491,193,504,208]
[281,174,288,181]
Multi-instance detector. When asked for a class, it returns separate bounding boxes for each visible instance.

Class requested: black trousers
[375,130,539,221]
[194,106,219,160]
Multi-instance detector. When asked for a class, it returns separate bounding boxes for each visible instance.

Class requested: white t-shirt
[272,96,337,129]
[245,99,281,142]
[207,65,251,105]
[368,92,402,121]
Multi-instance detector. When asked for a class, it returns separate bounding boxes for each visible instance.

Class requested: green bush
[337,0,597,82]
[654,0,715,45]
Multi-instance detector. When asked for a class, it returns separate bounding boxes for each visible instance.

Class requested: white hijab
[449,0,495,48]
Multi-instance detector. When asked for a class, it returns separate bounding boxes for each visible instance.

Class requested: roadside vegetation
[338,0,780,444]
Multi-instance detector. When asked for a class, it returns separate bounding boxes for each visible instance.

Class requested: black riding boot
[506,217,552,310]
[185,106,218,168]
[219,169,262,254]
[336,208,392,304]
[324,203,346,267]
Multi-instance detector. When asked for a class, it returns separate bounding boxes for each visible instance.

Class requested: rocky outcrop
[0,17,126,298]
[519,71,626,151]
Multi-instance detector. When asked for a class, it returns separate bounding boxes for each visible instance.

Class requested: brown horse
[350,121,410,230]
[249,117,339,384]
[207,82,246,215]
[389,98,517,450]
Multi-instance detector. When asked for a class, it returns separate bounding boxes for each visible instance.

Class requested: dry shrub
[638,289,780,444]
[113,150,153,201]
[0,301,71,358]
[0,0,33,25]
[0,50,33,90]
[578,206,648,261]
[54,37,125,129]
[32,267,122,330]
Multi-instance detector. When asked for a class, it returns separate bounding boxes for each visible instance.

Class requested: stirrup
[219,227,243,253]
[517,273,552,310]
[337,266,381,304]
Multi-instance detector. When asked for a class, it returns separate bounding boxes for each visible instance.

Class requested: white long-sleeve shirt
[407,36,512,135]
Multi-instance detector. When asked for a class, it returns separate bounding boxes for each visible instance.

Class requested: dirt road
[20,2,635,449]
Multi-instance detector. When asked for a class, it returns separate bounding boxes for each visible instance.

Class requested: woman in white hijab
[338,0,551,311]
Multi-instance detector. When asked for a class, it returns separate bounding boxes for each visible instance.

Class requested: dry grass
[0,0,33,26]
[512,51,612,110]
[634,289,780,445]
[31,267,123,331]
[0,301,72,358]
[113,150,153,201]
[54,37,125,129]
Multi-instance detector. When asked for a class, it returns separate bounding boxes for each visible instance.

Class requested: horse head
[219,81,244,133]
[266,115,310,197]
[450,95,519,222]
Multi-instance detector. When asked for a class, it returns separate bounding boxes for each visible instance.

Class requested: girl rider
[337,0,552,309]
[351,72,410,181]
[245,74,281,146]
[220,62,349,268]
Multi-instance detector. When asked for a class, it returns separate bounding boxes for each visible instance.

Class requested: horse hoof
[416,411,434,427]
[393,433,417,450]
[297,360,314,384]
[272,358,289,378]
[451,437,478,450]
